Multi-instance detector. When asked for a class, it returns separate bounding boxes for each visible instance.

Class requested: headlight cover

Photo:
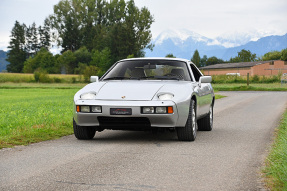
[158,93,174,100]
[80,92,97,100]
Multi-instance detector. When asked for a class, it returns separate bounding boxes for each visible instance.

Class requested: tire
[73,119,96,140]
[176,99,197,141]
[198,104,213,131]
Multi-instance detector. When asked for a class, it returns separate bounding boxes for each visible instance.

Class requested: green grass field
[0,87,80,149]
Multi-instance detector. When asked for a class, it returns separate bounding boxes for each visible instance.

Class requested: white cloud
[134,0,287,39]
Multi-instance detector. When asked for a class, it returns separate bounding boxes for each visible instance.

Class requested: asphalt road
[1,91,287,191]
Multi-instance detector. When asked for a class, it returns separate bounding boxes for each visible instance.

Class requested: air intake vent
[98,117,151,129]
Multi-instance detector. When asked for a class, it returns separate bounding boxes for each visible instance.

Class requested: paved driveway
[0,91,286,190]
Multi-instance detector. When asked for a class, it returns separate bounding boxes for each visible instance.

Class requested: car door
[189,63,213,118]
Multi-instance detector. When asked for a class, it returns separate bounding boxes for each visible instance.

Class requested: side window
[190,64,202,82]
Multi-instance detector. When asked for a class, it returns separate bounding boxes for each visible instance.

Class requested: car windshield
[102,60,191,81]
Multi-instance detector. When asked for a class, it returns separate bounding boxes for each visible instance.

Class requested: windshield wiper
[133,76,181,80]
[103,77,131,80]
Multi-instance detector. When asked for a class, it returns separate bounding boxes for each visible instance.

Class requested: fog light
[81,106,90,113]
[142,107,154,114]
[156,107,167,113]
[91,106,102,113]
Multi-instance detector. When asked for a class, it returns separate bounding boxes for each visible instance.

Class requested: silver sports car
[73,58,214,141]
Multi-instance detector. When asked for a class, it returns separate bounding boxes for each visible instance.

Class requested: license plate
[110,108,132,115]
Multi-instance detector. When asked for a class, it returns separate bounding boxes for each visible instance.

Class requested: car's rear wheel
[73,119,96,140]
[198,104,213,131]
[176,99,197,141]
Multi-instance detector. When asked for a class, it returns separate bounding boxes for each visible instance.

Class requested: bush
[83,65,100,82]
[211,74,281,84]
[251,75,260,83]
[34,69,51,83]
[71,77,76,83]
[211,75,246,84]
[53,77,62,83]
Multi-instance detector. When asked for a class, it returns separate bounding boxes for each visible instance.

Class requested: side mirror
[90,76,99,83]
[199,76,212,87]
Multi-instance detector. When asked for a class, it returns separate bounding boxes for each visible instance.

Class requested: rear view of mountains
[145,29,287,60]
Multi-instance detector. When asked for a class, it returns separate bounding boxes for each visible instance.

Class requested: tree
[49,0,154,61]
[38,18,51,50]
[206,56,224,66]
[238,49,256,62]
[49,0,82,52]
[6,21,27,72]
[281,49,287,61]
[200,55,207,67]
[74,46,92,65]
[262,51,281,61]
[23,48,57,73]
[83,65,100,82]
[25,22,39,57]
[192,50,200,67]
[165,53,176,58]
[57,50,77,74]
[31,22,39,54]
[90,47,112,74]
[230,49,256,62]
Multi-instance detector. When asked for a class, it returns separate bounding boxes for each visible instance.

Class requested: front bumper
[73,100,179,128]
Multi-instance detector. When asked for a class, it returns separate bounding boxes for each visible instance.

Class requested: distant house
[200,60,287,76]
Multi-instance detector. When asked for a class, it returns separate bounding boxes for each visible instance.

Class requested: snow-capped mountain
[215,29,280,48]
[145,29,287,60]
[154,29,211,45]
[147,29,226,59]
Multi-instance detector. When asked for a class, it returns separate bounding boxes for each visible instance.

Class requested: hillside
[0,50,9,72]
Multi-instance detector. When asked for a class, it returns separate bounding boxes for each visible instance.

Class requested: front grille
[98,116,151,129]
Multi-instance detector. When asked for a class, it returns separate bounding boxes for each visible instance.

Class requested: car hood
[96,81,164,101]
[74,81,194,102]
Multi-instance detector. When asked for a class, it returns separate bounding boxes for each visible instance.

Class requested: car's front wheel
[176,99,197,141]
[73,119,96,140]
[198,104,213,131]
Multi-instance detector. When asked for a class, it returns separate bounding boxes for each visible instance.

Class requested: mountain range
[1,30,287,72]
[0,50,9,72]
[145,29,287,60]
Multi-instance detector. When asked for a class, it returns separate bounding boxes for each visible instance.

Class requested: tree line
[6,0,287,75]
[190,48,287,68]
[6,0,154,75]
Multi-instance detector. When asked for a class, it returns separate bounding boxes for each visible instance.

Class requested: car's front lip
[73,100,178,128]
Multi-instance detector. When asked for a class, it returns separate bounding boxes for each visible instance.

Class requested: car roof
[119,57,191,63]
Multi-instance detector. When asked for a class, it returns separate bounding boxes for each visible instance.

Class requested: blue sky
[1,0,287,50]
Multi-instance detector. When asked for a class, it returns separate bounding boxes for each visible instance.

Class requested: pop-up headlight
[158,93,174,100]
[80,92,97,100]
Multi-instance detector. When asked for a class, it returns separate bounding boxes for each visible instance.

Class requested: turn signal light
[168,106,173,114]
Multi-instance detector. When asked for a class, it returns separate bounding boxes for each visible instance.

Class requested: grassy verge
[263,109,287,190]
[0,88,80,149]
[213,83,287,91]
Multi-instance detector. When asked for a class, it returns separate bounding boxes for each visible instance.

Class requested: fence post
[247,73,249,86]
